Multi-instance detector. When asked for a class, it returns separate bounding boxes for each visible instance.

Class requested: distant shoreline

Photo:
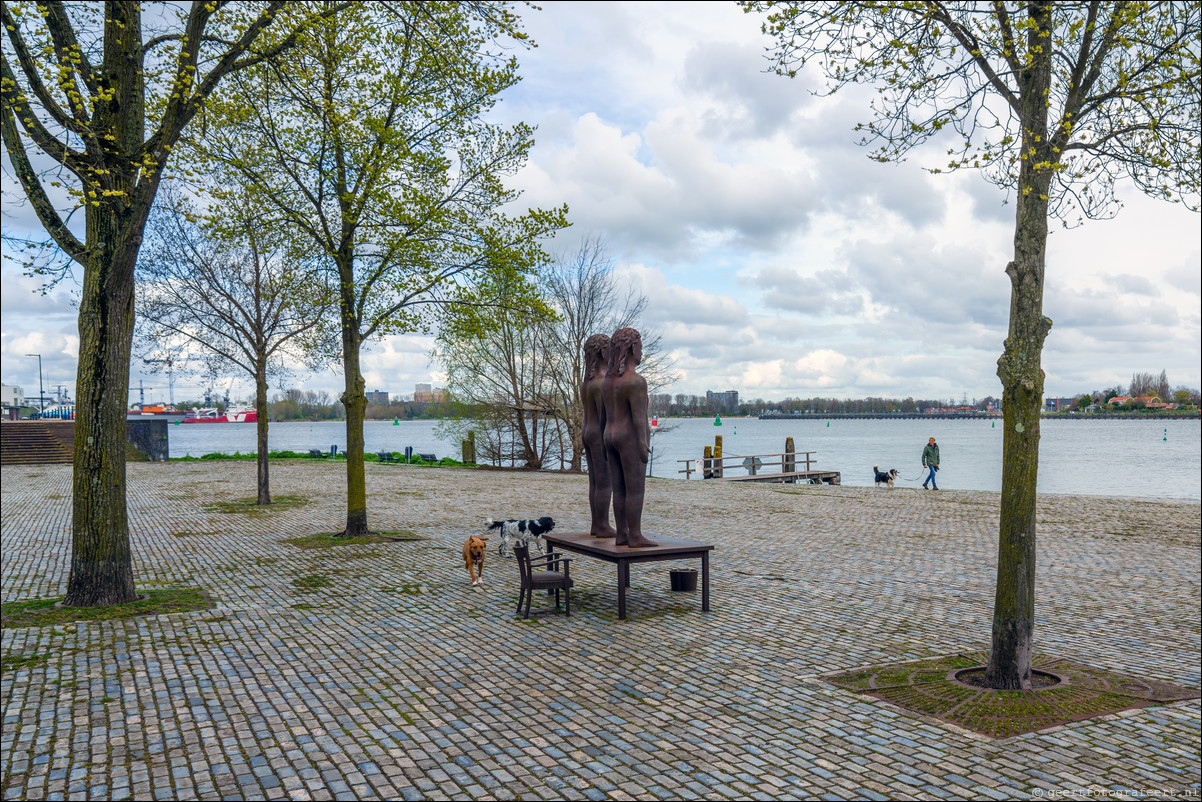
[756,412,1200,420]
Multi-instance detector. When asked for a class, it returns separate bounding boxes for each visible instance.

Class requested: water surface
[167,417,1200,500]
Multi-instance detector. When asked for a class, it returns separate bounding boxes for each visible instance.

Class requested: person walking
[922,436,940,490]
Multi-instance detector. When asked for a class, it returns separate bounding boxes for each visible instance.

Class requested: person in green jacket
[922,436,940,490]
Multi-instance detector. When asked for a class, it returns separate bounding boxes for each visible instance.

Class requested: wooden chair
[513,544,574,618]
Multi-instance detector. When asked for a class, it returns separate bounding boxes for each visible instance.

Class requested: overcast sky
[2,1,1199,408]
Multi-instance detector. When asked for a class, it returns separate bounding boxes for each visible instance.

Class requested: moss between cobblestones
[204,494,311,515]
[0,652,54,672]
[378,583,426,594]
[291,574,333,589]
[771,489,857,500]
[281,531,421,549]
[0,588,212,628]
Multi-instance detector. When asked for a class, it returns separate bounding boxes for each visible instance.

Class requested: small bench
[308,449,324,459]
[417,452,436,463]
[377,451,398,463]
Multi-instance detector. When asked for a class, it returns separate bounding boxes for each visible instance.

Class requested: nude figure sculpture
[581,334,617,538]
[602,327,657,548]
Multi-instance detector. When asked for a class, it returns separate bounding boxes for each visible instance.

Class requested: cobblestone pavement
[2,461,1199,801]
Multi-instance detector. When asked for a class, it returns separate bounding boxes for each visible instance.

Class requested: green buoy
[393,416,399,426]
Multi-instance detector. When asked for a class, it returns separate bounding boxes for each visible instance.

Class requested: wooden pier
[677,446,840,485]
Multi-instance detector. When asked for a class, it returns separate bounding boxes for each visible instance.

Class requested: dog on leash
[873,466,898,488]
[463,534,489,586]
[486,516,555,558]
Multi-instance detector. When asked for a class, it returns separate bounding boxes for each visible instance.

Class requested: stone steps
[0,421,74,464]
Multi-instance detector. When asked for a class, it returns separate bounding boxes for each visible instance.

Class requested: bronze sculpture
[581,334,617,538]
[602,327,657,548]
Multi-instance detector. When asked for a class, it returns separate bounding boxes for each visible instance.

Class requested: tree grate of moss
[826,652,1200,739]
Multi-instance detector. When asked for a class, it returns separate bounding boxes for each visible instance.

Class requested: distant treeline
[650,394,993,417]
[178,389,463,421]
[271,388,459,422]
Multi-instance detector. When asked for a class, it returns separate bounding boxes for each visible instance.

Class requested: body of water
[168,417,1201,501]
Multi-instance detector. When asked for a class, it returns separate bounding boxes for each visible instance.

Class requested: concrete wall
[125,419,169,462]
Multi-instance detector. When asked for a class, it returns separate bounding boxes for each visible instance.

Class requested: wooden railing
[677,450,816,480]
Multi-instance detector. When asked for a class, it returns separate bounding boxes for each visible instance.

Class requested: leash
[900,466,937,483]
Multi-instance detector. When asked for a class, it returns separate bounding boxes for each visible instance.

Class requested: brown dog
[464,535,488,586]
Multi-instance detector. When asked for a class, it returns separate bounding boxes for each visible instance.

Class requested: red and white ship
[182,407,258,423]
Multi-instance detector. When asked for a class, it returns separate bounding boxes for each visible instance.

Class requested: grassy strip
[1,589,212,629]
[204,494,311,515]
[172,450,470,466]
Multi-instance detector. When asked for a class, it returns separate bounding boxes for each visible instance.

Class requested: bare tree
[438,239,675,472]
[1128,371,1158,398]
[136,189,331,504]
[746,0,1199,688]
[541,237,675,471]
[1154,370,1172,403]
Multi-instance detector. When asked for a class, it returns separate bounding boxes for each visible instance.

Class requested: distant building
[2,385,25,420]
[1044,396,1075,412]
[706,390,739,412]
[366,390,390,405]
[414,383,448,404]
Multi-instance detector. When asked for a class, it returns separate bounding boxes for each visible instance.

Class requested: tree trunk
[986,0,1054,691]
[255,361,271,506]
[66,208,141,607]
[341,327,369,537]
[63,3,147,608]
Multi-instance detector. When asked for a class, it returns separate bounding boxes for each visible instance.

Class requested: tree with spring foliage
[1,0,351,606]
[743,0,1200,688]
[187,2,568,536]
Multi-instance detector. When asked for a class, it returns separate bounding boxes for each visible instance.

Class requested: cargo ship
[126,403,189,420]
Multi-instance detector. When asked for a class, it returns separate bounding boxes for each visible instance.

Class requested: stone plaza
[2,461,1199,800]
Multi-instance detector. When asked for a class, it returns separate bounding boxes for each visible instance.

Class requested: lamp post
[25,353,44,414]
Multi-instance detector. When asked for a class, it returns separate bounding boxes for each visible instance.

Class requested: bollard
[785,436,795,474]
[703,445,713,479]
[714,435,723,478]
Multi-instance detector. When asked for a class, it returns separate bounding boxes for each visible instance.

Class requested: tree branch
[0,97,86,263]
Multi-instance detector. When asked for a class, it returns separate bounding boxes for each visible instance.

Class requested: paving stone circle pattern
[2,462,1199,800]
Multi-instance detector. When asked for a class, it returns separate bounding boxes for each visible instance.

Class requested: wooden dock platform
[720,470,840,485]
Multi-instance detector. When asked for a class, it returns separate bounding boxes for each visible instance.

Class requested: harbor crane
[143,358,177,406]
[129,380,157,407]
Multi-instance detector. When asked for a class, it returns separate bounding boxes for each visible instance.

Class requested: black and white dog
[486,516,555,557]
[873,465,898,488]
